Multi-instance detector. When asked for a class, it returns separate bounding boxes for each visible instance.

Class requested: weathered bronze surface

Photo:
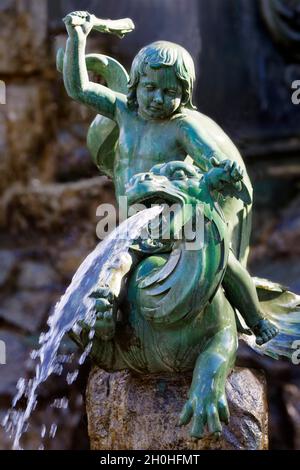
[59,11,300,440]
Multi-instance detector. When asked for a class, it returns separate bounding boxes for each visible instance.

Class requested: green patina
[58,11,300,439]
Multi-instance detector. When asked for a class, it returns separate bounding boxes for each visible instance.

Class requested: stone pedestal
[86,367,268,450]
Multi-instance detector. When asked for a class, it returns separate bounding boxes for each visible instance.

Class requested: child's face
[136,65,182,120]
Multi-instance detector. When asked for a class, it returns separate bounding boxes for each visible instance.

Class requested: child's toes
[255,335,264,346]
[255,327,278,345]
[268,326,278,340]
[256,331,269,345]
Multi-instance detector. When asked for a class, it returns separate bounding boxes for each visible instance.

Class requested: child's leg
[223,251,278,344]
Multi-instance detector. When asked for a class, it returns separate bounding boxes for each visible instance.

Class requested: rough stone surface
[86,367,268,450]
[283,384,300,450]
[249,193,300,294]
[0,290,54,333]
[51,235,97,281]
[1,176,114,231]
[0,0,48,74]
[0,250,18,287]
[16,261,59,290]
[0,329,31,397]
[0,81,52,194]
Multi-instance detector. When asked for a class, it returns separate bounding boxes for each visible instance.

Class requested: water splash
[50,397,69,409]
[49,423,57,439]
[41,424,46,438]
[66,370,79,385]
[4,206,162,450]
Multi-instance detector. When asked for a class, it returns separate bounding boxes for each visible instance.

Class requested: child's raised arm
[177,115,220,172]
[63,11,118,121]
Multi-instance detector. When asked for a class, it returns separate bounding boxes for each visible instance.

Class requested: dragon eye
[171,169,187,180]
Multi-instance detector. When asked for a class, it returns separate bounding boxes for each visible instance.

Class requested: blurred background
[0,0,300,449]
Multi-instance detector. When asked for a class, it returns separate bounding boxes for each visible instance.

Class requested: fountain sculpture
[6,10,300,449]
[56,10,300,440]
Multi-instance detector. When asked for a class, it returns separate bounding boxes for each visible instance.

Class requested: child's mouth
[149,105,163,112]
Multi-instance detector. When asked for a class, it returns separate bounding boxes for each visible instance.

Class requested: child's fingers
[210,156,220,167]
[231,168,243,181]
[63,14,74,25]
[86,13,95,23]
[229,161,237,172]
[72,11,89,18]
[218,159,231,171]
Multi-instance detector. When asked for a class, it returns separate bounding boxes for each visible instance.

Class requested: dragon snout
[140,173,153,182]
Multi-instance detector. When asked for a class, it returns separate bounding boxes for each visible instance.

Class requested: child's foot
[252,319,278,345]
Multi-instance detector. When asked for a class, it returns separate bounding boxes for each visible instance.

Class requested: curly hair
[127,41,196,111]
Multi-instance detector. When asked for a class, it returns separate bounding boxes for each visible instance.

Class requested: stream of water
[3,206,162,449]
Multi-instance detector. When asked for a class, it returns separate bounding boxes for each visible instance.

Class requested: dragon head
[126,160,214,252]
[127,160,204,207]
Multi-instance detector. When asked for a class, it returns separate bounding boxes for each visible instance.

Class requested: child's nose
[153,89,163,104]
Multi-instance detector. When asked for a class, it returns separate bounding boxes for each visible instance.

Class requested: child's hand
[208,157,244,192]
[63,11,95,38]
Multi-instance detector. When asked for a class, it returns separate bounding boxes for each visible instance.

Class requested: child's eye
[166,89,177,96]
[145,85,155,91]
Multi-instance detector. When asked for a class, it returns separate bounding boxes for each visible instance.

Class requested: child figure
[63,11,277,345]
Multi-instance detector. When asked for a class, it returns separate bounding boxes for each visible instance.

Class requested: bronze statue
[57,11,300,439]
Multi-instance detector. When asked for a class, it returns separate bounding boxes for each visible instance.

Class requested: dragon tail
[242,277,300,362]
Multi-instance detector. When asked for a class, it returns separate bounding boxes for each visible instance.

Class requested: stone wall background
[0,0,299,449]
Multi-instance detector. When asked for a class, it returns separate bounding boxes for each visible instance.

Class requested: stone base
[86,367,268,450]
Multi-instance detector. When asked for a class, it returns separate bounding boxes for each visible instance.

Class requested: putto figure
[58,11,300,438]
